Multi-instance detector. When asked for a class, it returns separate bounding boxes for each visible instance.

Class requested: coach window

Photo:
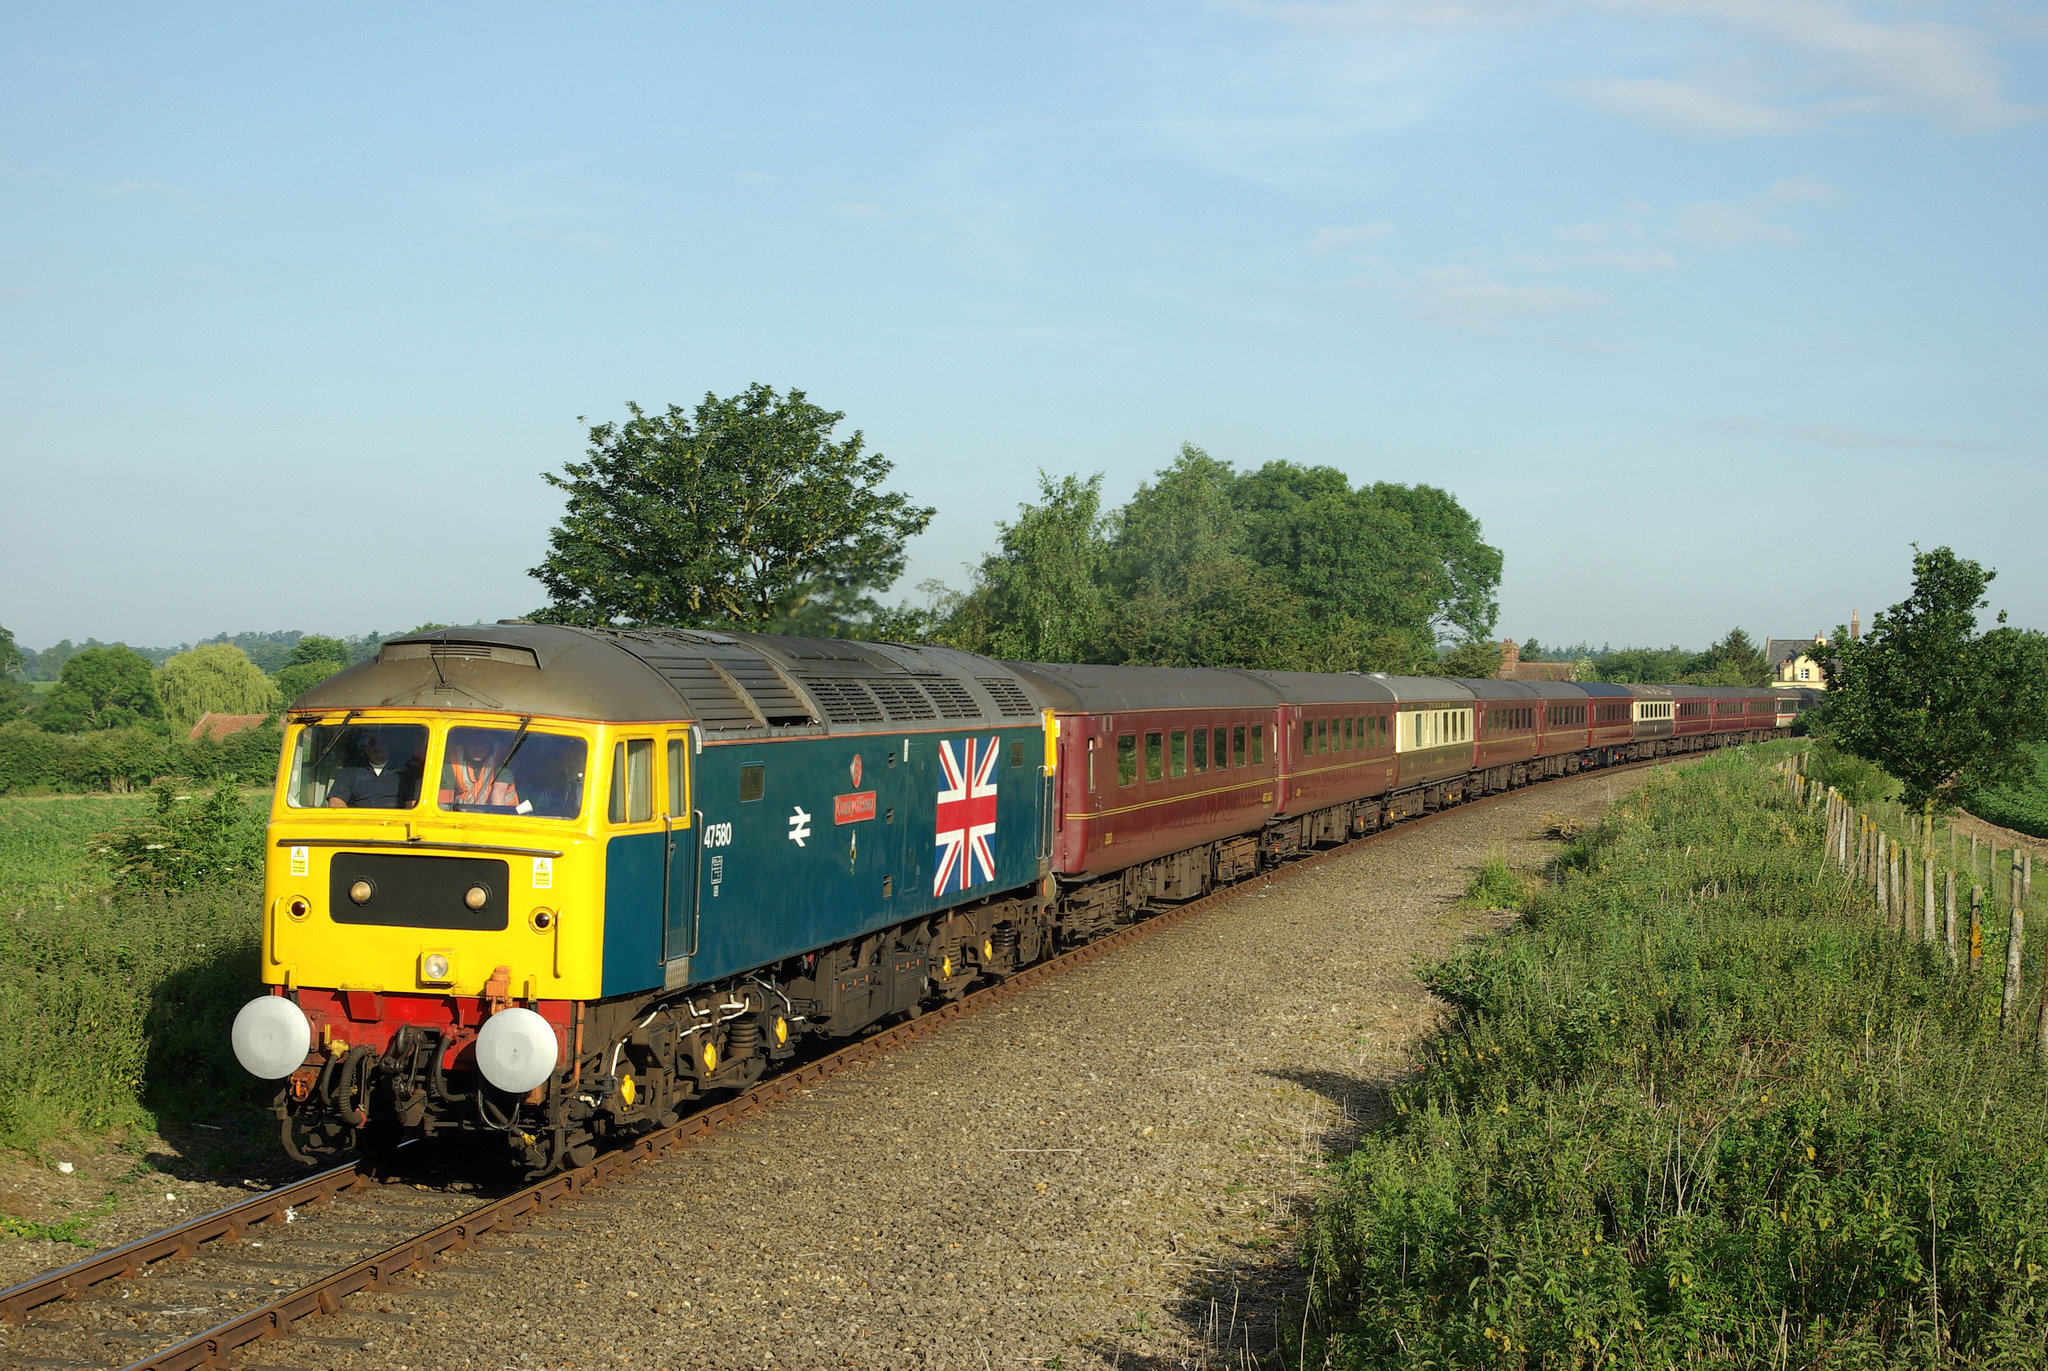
[1232,725,1246,768]
[1250,724,1264,765]
[1192,727,1208,772]
[1145,731,1163,783]
[1117,733,1137,786]
[1213,727,1228,770]
[1170,729,1187,779]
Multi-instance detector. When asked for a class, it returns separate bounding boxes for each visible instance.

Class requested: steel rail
[0,1160,376,1325]
[98,750,1691,1371]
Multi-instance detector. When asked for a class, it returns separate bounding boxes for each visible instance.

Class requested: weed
[1460,851,1533,911]
[1303,747,2048,1366]
[1535,811,1585,840]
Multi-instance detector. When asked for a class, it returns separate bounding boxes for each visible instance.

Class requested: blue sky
[4,2,2042,653]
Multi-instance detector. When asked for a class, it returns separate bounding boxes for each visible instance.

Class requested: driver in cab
[325,731,420,808]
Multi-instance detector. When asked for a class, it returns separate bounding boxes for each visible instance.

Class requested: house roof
[188,712,268,742]
[1763,638,1822,666]
[1500,660,1576,681]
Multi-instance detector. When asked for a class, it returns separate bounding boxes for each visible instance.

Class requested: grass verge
[0,795,267,1156]
[1303,747,2048,1365]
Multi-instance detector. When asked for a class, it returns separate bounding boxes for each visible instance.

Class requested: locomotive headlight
[475,1007,560,1093]
[348,879,374,905]
[231,996,312,1080]
[419,951,454,985]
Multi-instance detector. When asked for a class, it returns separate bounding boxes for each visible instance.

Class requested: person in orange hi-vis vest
[439,730,523,811]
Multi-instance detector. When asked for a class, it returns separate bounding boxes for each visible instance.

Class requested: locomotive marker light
[348,878,374,905]
[463,883,490,911]
[231,996,312,1080]
[474,1006,559,1094]
[420,951,454,985]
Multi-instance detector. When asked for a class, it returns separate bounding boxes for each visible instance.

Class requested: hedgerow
[1304,749,2048,1366]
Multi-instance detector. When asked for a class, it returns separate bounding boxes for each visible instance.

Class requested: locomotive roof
[1002,662,1284,714]
[291,623,1047,735]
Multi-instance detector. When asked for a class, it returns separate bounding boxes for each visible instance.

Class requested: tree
[275,634,353,701]
[1680,628,1768,687]
[530,386,935,630]
[0,624,21,681]
[1817,546,2048,819]
[157,645,282,725]
[949,473,1112,662]
[1433,638,1505,679]
[38,646,162,732]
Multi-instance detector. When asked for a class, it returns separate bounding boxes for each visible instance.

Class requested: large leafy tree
[0,624,24,721]
[1819,546,2048,817]
[274,634,353,701]
[950,472,1112,662]
[530,385,936,630]
[38,645,162,732]
[158,644,282,725]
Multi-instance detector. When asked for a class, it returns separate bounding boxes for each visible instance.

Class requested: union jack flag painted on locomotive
[934,736,1000,896]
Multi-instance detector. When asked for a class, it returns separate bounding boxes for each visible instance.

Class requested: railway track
[0,754,1680,1371]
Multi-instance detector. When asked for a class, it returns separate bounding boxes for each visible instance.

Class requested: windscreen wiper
[480,716,533,809]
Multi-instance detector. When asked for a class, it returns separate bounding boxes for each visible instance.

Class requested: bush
[99,780,267,891]
[1303,749,2048,1365]
[0,879,263,1149]
[0,718,282,795]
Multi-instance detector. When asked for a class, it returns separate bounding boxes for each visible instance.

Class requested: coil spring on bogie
[726,1020,761,1058]
[994,926,1020,961]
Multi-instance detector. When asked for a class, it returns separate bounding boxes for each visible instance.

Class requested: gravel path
[150,768,1645,1371]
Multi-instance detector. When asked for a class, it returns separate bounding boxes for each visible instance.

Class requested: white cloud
[1675,201,1799,246]
[1307,221,1394,252]
[1764,174,1844,205]
[521,227,618,252]
[95,180,203,215]
[1411,264,1601,326]
[1231,0,1545,29]
[1573,76,1818,134]
[1583,0,2036,133]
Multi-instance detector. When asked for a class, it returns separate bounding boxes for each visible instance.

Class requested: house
[1497,640,1576,682]
[1763,635,1829,690]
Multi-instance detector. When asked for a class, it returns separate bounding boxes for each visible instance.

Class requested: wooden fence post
[1970,887,1984,975]
[1945,870,1958,966]
[1877,837,1890,923]
[1924,856,1937,945]
[2003,906,2026,1030]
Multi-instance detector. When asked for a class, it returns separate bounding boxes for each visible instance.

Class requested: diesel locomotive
[231,624,1792,1173]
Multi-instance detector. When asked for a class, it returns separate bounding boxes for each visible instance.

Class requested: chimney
[1500,639,1519,677]
[1851,610,1860,641]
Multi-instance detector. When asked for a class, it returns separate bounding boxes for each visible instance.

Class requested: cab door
[662,731,698,980]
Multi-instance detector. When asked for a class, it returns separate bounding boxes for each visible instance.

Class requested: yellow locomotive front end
[231,701,657,1167]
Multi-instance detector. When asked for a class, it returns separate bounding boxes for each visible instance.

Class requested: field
[1965,740,2048,839]
[0,792,268,1154]
[1304,748,2048,1365]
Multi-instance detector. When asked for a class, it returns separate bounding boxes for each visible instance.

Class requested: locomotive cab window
[608,738,655,824]
[441,726,587,819]
[666,736,689,819]
[289,722,429,810]
[1117,733,1137,786]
